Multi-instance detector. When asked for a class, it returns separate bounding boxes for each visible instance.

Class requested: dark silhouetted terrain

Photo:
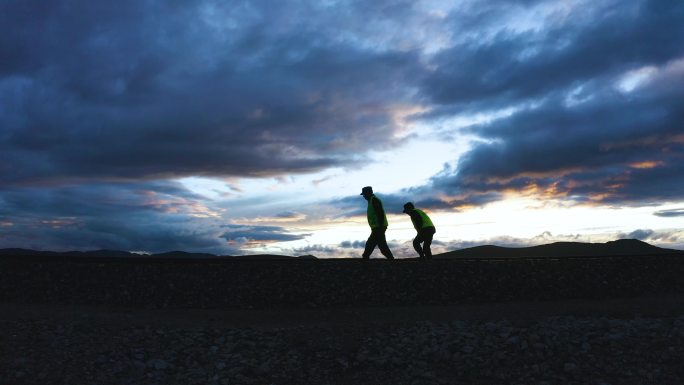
[435,238,679,259]
[0,248,317,260]
[1,238,678,262]
[3,239,684,384]
[1,239,683,308]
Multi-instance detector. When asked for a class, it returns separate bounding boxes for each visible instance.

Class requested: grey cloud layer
[324,0,684,216]
[654,209,684,218]
[220,224,308,243]
[6,0,680,195]
[418,0,684,209]
[1,0,423,186]
[0,180,304,253]
[0,181,231,253]
[425,1,682,108]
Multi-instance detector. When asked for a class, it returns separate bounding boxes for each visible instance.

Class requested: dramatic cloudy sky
[2,0,683,257]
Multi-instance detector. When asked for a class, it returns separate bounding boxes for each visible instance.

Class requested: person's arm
[372,197,385,226]
[409,211,422,228]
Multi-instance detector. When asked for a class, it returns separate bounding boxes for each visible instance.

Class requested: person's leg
[413,234,425,258]
[423,228,435,259]
[376,228,394,260]
[362,231,378,259]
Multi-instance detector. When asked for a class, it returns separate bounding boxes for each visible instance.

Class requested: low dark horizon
[2,238,681,260]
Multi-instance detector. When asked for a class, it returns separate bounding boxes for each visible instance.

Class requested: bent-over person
[403,202,436,259]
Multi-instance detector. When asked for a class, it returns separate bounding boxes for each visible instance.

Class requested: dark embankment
[435,238,679,258]
[3,252,684,309]
[4,251,684,385]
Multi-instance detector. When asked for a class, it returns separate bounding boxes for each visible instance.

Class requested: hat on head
[402,202,415,213]
[360,186,373,195]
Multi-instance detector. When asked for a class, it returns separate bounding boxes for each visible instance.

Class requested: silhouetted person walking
[403,202,436,259]
[361,186,394,260]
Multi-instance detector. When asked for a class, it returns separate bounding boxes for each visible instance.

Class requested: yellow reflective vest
[411,209,434,231]
[367,195,388,229]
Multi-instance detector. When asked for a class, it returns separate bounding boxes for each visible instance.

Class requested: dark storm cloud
[419,0,684,208]
[275,211,303,219]
[0,179,309,253]
[0,181,205,218]
[339,240,365,249]
[0,0,423,186]
[423,0,683,110]
[426,82,684,206]
[618,229,655,241]
[219,224,307,243]
[654,209,684,218]
[293,244,338,254]
[0,181,232,253]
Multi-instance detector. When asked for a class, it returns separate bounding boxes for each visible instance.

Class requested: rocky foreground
[2,255,684,384]
[3,309,684,385]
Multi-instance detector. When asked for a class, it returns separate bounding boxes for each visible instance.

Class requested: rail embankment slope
[2,240,684,309]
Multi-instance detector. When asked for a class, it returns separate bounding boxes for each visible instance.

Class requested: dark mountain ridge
[0,248,314,260]
[0,239,680,261]
[435,239,680,259]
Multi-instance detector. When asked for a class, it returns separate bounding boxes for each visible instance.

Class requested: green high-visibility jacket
[367,195,388,229]
[410,209,434,231]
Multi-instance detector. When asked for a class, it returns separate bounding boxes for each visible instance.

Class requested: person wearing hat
[403,202,436,259]
[360,186,394,260]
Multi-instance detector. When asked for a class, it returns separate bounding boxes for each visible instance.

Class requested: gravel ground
[3,256,684,384]
[3,310,684,385]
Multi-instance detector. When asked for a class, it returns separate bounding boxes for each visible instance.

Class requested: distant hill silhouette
[1,239,680,261]
[230,254,318,260]
[0,248,317,261]
[434,239,679,259]
[0,248,137,258]
[150,251,221,259]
